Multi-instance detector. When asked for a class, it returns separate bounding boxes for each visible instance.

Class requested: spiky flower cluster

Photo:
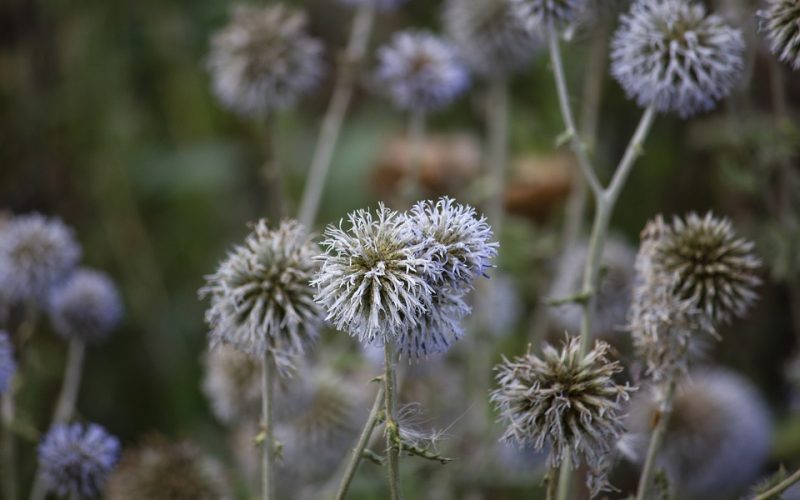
[0,214,81,303]
[336,0,407,11]
[48,268,123,343]
[0,331,15,394]
[610,0,745,118]
[758,0,800,70]
[510,0,588,27]
[107,437,230,500]
[621,369,772,499]
[202,220,322,375]
[444,0,542,77]
[208,4,324,117]
[491,336,633,496]
[201,345,261,424]
[38,422,120,498]
[375,31,470,112]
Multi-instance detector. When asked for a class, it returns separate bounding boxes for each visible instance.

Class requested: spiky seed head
[510,0,588,27]
[48,268,123,343]
[491,336,633,496]
[38,422,120,499]
[0,331,15,394]
[375,31,470,112]
[208,4,324,117]
[336,0,407,11]
[313,205,438,345]
[0,213,81,304]
[444,0,542,77]
[201,345,261,424]
[758,0,800,70]
[620,369,772,499]
[107,436,230,500]
[201,219,322,375]
[610,0,745,118]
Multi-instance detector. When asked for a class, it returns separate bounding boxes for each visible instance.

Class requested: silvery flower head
[444,0,543,77]
[38,422,120,498]
[610,0,745,118]
[396,287,470,359]
[313,205,438,345]
[510,0,588,28]
[208,4,325,117]
[491,336,633,496]
[0,331,15,394]
[758,0,800,70]
[375,31,470,112]
[620,368,772,499]
[0,213,81,304]
[201,220,322,375]
[201,345,261,424]
[48,268,123,343]
[336,0,407,11]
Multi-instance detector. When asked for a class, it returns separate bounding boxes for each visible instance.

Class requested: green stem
[261,354,275,500]
[52,339,85,424]
[2,387,17,500]
[383,341,401,500]
[753,467,800,500]
[635,377,677,500]
[556,457,571,500]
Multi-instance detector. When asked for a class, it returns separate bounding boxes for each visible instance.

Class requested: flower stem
[556,457,571,500]
[400,109,427,204]
[261,354,275,500]
[753,467,800,500]
[298,5,375,228]
[485,76,509,234]
[635,376,677,500]
[383,341,401,500]
[1,387,18,500]
[334,382,385,500]
[262,116,283,223]
[52,339,86,424]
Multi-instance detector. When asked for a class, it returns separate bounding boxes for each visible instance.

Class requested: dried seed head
[0,331,15,394]
[201,345,261,424]
[48,268,123,343]
[758,0,800,70]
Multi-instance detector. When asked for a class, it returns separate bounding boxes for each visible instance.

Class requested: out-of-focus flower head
[610,0,745,118]
[758,0,800,70]
[510,0,588,28]
[491,335,633,496]
[48,268,123,343]
[0,214,80,304]
[0,331,15,394]
[201,345,261,424]
[38,422,120,498]
[208,4,324,117]
[201,220,322,375]
[375,31,470,112]
[336,0,407,12]
[396,287,470,359]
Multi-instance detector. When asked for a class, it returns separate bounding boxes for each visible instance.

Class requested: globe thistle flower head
[336,0,407,12]
[444,0,543,77]
[396,286,470,359]
[201,345,261,424]
[491,336,633,496]
[0,331,15,394]
[201,219,322,375]
[510,0,588,28]
[48,268,123,343]
[621,369,772,499]
[758,0,800,70]
[375,31,470,112]
[38,422,120,498]
[208,4,325,117]
[313,205,438,345]
[0,213,81,304]
[610,0,745,118]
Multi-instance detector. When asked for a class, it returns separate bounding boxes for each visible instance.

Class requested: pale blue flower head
[38,422,120,498]
[758,0,800,71]
[0,331,15,394]
[337,0,407,12]
[375,31,470,112]
[396,287,470,359]
[49,268,123,343]
[610,0,745,118]
[510,0,588,28]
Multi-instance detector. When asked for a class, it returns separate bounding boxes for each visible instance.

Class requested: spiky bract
[48,268,123,343]
[758,0,800,70]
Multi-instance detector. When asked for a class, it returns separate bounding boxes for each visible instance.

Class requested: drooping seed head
[510,0,588,28]
[0,331,15,394]
[201,345,261,424]
[48,268,123,343]
[758,0,800,70]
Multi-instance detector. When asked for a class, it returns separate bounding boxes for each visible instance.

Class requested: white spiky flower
[758,0,800,70]
[610,0,745,118]
[201,220,321,375]
[510,0,588,28]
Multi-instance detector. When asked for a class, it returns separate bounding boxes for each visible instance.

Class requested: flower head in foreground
[444,0,542,77]
[201,345,261,424]
[491,336,633,496]
[375,31,470,112]
[0,214,80,303]
[621,369,771,499]
[0,331,15,394]
[758,0,800,70]
[208,4,324,117]
[48,268,123,343]
[611,0,745,118]
[202,220,321,375]
[336,0,407,11]
[38,422,120,498]
[510,0,588,28]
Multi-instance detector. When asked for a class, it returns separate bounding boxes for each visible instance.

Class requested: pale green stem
[261,355,275,500]
[383,341,401,500]
[546,466,559,500]
[334,383,385,500]
[635,376,677,500]
[298,5,375,228]
[2,387,17,500]
[485,76,509,234]
[753,467,800,500]
[556,457,571,500]
[52,339,85,424]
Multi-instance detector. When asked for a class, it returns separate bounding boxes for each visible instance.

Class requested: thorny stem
[52,339,86,424]
[334,382,385,500]
[261,354,275,500]
[383,341,402,500]
[753,467,800,500]
[298,5,375,228]
[635,376,677,500]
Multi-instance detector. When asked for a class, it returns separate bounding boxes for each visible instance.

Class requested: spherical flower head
[396,286,470,359]
[0,213,81,304]
[336,0,407,12]
[38,422,120,498]
[48,268,123,343]
[758,0,800,70]
[313,205,438,345]
[0,331,16,394]
[375,31,470,112]
[510,0,588,28]
[208,4,325,117]
[201,345,261,424]
[610,0,745,118]
[621,369,772,499]
[201,219,322,375]
[107,436,230,500]
[444,0,543,77]
[491,336,633,496]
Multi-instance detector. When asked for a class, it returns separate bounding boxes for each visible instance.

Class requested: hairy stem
[298,5,375,228]
[261,355,275,500]
[383,341,401,500]
[635,376,677,500]
[753,467,800,500]
[52,339,86,424]
[334,383,385,500]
